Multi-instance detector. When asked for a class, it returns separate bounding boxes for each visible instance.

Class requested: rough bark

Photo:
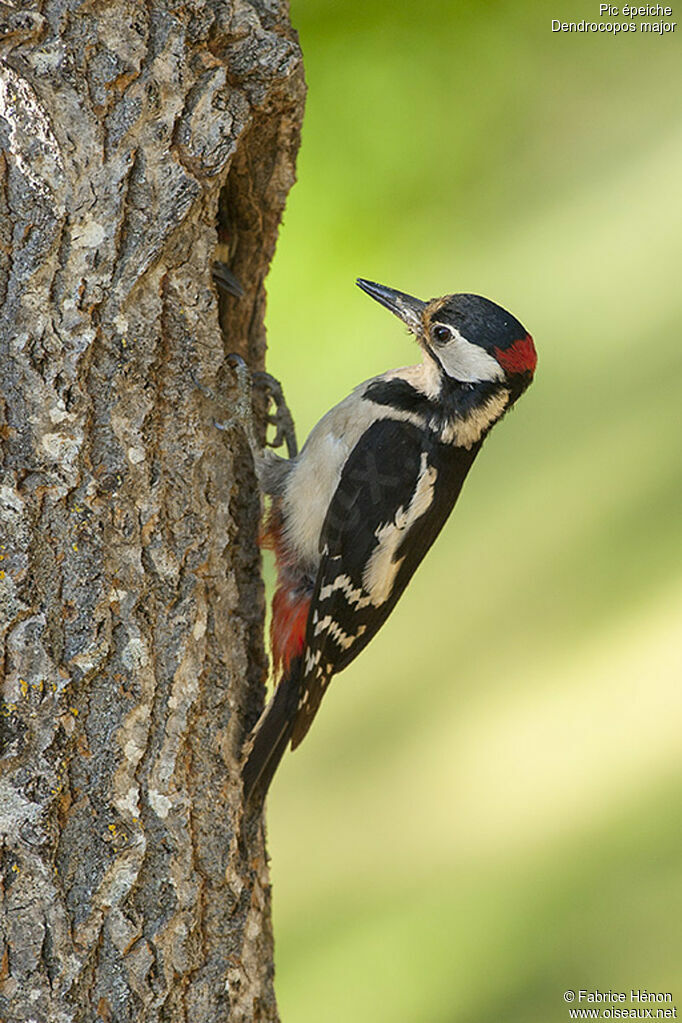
[0,2,304,1020]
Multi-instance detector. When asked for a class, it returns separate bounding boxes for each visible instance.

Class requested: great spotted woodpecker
[243,279,537,803]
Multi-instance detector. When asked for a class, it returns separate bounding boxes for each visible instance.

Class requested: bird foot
[211,354,259,455]
[252,371,298,458]
[205,356,297,460]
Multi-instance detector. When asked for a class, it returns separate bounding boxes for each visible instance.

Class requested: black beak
[356,279,426,334]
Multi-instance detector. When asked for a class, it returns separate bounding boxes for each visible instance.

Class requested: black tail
[242,662,302,806]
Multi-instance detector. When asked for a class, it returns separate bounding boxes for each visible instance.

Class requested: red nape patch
[494,334,537,376]
[271,586,310,679]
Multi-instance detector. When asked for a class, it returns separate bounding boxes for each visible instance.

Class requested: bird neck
[363,366,511,451]
[434,375,512,449]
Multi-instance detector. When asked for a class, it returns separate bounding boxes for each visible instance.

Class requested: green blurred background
[263,2,682,1020]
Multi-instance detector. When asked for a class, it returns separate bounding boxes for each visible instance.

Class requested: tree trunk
[0,3,304,1020]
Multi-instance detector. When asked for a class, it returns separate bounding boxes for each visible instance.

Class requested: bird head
[356,279,536,396]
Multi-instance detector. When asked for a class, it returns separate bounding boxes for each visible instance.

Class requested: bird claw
[190,370,218,402]
[193,357,297,460]
[219,355,259,453]
[226,353,254,402]
[253,371,298,458]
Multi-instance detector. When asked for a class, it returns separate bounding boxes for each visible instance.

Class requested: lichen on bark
[0,2,304,1020]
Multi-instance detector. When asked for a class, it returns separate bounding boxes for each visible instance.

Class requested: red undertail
[243,504,310,803]
[261,502,311,679]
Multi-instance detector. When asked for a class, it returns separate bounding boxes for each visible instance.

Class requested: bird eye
[431,325,450,344]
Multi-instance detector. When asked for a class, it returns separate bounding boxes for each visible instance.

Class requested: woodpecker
[243,279,537,803]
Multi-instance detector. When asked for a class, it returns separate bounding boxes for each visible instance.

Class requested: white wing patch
[319,571,373,609]
[304,647,322,673]
[362,452,438,606]
[313,615,366,651]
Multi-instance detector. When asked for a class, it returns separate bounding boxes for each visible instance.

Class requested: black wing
[291,417,482,747]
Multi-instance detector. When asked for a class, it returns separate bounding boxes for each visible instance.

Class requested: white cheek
[437,331,505,383]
